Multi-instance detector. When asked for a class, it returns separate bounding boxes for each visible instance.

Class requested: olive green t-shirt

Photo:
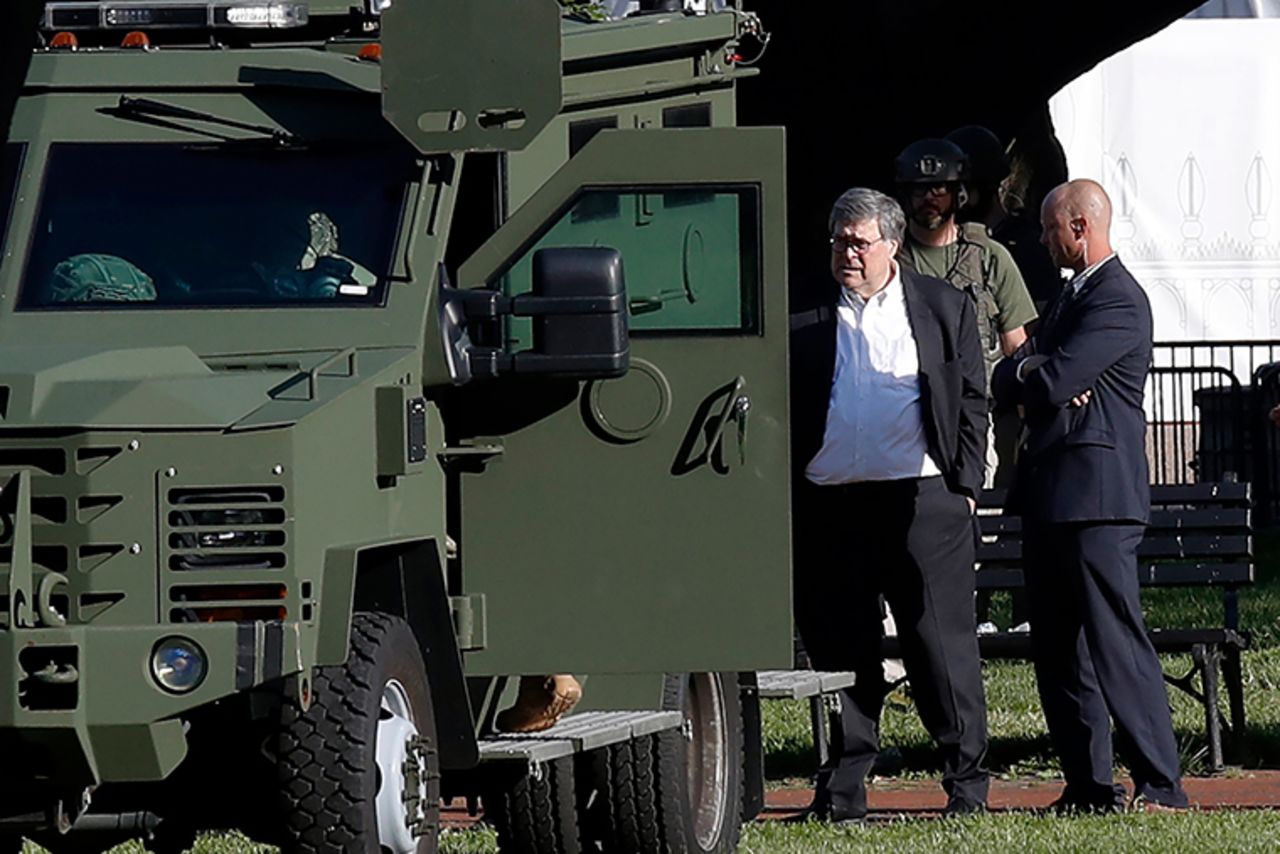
[898,230,1039,334]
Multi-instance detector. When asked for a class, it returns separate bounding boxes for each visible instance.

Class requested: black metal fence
[1146,340,1280,524]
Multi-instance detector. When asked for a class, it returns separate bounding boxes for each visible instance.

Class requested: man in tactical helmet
[894,138,1037,488]
[946,125,1063,316]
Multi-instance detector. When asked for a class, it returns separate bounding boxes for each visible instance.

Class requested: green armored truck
[0,1,792,851]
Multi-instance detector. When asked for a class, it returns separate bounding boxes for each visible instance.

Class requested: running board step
[478,710,683,763]
[756,670,856,700]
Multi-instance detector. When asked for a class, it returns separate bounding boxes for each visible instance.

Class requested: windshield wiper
[114,96,301,146]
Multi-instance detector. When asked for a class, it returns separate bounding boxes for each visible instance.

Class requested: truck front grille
[166,486,288,571]
[164,485,289,623]
[0,440,131,629]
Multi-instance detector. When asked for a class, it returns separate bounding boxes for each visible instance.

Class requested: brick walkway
[762,772,1280,817]
[441,772,1280,828]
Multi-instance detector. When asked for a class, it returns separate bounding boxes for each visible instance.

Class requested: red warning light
[121,31,151,49]
[49,32,79,50]
[357,43,382,63]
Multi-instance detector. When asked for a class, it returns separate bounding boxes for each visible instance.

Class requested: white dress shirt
[1070,252,1116,294]
[805,267,943,485]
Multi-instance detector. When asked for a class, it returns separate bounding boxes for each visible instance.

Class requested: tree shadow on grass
[1224,720,1280,770]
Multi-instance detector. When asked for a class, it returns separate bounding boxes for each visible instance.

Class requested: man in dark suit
[992,179,1188,812]
[791,187,989,820]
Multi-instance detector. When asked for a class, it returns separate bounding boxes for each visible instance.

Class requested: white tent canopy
[1050,17,1280,343]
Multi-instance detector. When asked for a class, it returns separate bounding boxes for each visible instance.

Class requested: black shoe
[943,796,987,818]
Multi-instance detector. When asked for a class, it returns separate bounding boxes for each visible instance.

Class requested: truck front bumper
[0,620,301,788]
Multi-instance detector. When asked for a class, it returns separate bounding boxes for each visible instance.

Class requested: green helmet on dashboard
[48,253,157,303]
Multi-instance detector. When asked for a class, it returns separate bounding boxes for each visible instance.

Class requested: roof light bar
[42,1,310,31]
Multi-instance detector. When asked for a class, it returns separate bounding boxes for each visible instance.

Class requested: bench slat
[978,508,1250,536]
[1148,627,1249,650]
[978,483,1248,510]
[1138,535,1252,559]
[1147,508,1252,530]
[1138,562,1255,586]
[1149,482,1251,505]
[978,535,1251,563]
[976,562,1253,590]
[883,628,1250,660]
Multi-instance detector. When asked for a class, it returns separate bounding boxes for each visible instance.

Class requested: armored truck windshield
[19,142,415,309]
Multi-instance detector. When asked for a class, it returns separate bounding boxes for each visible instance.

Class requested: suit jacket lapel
[817,310,837,409]
[1044,257,1118,346]
[902,271,942,370]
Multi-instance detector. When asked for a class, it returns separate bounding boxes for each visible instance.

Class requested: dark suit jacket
[791,268,988,500]
[992,256,1152,523]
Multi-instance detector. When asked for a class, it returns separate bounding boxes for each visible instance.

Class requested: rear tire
[275,612,440,854]
[655,672,744,854]
[484,756,584,854]
[580,673,744,854]
[582,735,661,853]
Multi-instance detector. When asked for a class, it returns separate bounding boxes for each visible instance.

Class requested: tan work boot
[495,674,583,734]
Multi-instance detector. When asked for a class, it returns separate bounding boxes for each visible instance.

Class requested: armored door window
[494,187,761,349]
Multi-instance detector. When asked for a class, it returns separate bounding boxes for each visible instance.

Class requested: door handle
[705,376,746,457]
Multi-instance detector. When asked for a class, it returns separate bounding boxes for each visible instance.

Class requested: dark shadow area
[739,0,1202,309]
[439,377,580,441]
[1232,720,1280,770]
[238,66,368,94]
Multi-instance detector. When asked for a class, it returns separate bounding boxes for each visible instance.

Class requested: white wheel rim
[376,679,422,854]
[685,674,729,849]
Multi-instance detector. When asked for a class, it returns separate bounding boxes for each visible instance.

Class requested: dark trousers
[1023,520,1188,807]
[794,476,989,817]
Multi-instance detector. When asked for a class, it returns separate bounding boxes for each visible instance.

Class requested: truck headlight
[151,637,207,693]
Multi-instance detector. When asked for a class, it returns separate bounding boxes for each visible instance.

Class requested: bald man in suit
[993,180,1187,813]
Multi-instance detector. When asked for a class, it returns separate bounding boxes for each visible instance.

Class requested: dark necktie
[1038,279,1078,341]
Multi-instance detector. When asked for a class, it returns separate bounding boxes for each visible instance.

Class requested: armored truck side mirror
[440,247,630,383]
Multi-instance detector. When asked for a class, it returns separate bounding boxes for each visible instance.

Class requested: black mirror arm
[441,286,624,319]
[510,292,625,316]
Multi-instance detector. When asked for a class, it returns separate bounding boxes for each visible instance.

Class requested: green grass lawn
[25,809,1280,854]
[71,810,1279,854]
[19,533,1280,852]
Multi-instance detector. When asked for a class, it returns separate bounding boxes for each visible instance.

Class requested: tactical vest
[942,223,1002,383]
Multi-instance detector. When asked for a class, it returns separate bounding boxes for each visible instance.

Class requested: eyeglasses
[829,235,886,255]
[909,182,956,196]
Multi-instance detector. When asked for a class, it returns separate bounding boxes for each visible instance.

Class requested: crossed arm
[993,288,1142,413]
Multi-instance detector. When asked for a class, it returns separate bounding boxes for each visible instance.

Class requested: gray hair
[828,187,906,244]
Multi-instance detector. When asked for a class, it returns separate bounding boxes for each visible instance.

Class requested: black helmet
[894,138,969,185]
[945,125,1010,188]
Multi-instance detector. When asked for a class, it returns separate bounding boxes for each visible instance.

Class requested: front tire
[275,612,440,854]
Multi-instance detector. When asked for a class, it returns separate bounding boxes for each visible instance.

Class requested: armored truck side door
[452,127,791,675]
